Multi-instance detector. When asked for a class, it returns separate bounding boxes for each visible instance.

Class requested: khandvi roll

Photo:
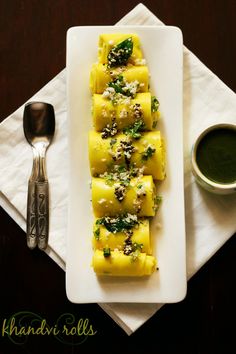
[92,249,157,276]
[93,216,151,254]
[90,63,149,94]
[98,34,143,66]
[92,175,156,217]
[93,92,156,131]
[89,130,165,180]
[89,33,163,277]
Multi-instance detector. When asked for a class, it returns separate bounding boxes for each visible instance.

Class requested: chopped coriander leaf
[132,242,143,251]
[94,228,100,240]
[151,96,159,113]
[128,164,141,177]
[97,214,139,233]
[108,75,139,98]
[117,164,127,173]
[130,249,141,262]
[100,168,131,187]
[103,172,115,185]
[141,146,156,161]
[123,120,145,139]
[108,75,125,94]
[107,38,133,68]
[152,120,158,129]
[124,235,143,259]
[120,178,130,187]
[131,249,140,260]
[153,195,162,212]
[103,247,111,257]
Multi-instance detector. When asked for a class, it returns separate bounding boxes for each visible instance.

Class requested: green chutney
[196,127,236,184]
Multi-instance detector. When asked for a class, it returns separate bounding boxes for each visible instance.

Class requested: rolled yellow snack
[93,92,153,131]
[89,131,165,180]
[98,33,143,65]
[92,249,157,276]
[93,218,151,254]
[92,175,156,217]
[90,63,149,94]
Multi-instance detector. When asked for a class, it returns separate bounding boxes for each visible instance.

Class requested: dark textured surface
[0,1,235,353]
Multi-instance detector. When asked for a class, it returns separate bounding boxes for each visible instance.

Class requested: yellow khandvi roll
[89,131,165,180]
[92,249,157,276]
[92,218,151,254]
[90,63,149,94]
[93,92,153,131]
[92,175,156,217]
[98,33,143,65]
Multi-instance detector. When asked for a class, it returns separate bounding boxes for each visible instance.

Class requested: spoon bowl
[24,102,55,145]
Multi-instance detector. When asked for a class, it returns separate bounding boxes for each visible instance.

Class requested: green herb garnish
[151,96,159,113]
[123,120,145,139]
[152,120,158,129]
[103,173,116,186]
[102,169,131,187]
[94,227,100,240]
[103,247,111,257]
[108,75,125,94]
[96,214,139,234]
[132,242,143,251]
[141,146,156,161]
[107,38,133,68]
[108,75,139,98]
[153,195,162,212]
[130,242,143,262]
[128,164,140,177]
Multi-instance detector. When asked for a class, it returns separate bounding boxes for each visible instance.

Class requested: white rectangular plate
[66,26,186,303]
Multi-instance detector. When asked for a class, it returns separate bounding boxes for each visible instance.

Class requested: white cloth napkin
[0,3,235,336]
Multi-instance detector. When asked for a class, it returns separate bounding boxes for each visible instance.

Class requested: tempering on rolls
[88,33,165,276]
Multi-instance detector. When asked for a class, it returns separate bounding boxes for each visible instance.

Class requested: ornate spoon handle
[26,147,38,249]
[36,180,49,250]
[26,180,37,249]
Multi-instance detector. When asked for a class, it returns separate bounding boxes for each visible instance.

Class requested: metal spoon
[23,102,55,250]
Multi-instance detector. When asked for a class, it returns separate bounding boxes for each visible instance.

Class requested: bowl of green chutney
[191,123,236,194]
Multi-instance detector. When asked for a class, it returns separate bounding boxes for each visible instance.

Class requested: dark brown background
[0,1,235,353]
